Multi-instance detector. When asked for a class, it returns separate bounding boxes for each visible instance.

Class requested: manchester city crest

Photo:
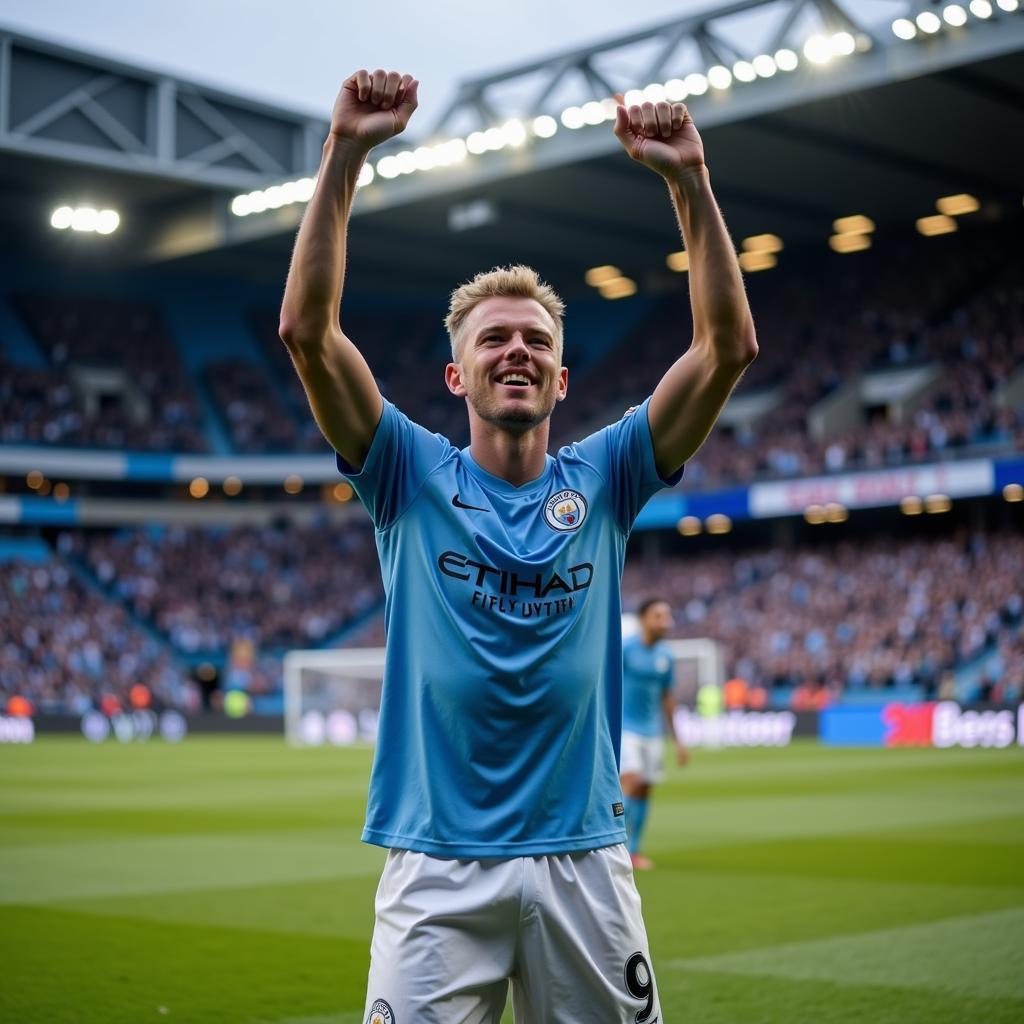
[367,999,394,1024]
[544,488,588,532]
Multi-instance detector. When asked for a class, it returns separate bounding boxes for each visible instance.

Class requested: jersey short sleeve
[336,400,450,530]
[569,396,684,532]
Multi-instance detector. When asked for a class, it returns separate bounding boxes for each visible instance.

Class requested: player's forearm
[667,166,757,364]
[279,136,366,342]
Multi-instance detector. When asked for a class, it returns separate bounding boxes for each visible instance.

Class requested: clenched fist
[330,69,419,152]
[613,98,705,179]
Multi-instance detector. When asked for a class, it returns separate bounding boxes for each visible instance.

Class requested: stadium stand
[622,527,1024,707]
[7,293,208,452]
[0,553,191,714]
[70,519,382,654]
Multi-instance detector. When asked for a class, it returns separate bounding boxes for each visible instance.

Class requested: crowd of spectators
[202,358,322,453]
[556,225,1024,487]
[71,518,382,654]
[623,528,1024,705]
[0,555,193,715]
[9,294,208,451]
[2,222,1020,477]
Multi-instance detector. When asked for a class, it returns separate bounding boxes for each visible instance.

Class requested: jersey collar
[460,447,555,496]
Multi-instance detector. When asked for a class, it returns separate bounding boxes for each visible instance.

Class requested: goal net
[283,636,723,747]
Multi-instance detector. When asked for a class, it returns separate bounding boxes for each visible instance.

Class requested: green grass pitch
[2,737,1023,1023]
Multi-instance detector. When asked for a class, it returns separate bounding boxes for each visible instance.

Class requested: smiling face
[445,296,568,433]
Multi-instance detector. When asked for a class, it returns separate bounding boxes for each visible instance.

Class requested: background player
[621,598,689,870]
[279,66,756,1022]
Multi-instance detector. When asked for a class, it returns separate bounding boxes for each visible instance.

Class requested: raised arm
[279,69,419,469]
[613,98,758,480]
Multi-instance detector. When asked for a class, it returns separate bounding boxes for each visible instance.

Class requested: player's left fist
[613,100,705,179]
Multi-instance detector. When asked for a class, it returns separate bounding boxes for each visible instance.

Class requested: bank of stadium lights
[50,206,120,235]
[739,233,783,272]
[231,35,865,219]
[583,264,637,300]
[829,213,875,253]
[892,0,1018,39]
[804,503,848,524]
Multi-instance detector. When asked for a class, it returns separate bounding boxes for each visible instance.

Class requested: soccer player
[621,598,689,871]
[279,67,756,1023]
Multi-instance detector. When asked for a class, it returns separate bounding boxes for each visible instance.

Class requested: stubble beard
[466,380,559,433]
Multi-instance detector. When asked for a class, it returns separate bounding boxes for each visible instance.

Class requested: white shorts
[364,844,662,1023]
[620,731,665,784]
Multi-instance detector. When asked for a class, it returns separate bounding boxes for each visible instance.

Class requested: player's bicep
[649,345,751,479]
[282,326,383,469]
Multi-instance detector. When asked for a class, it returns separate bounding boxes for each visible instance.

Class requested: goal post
[282,637,724,747]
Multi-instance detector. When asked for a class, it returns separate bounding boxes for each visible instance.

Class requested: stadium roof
[2,1,1023,295]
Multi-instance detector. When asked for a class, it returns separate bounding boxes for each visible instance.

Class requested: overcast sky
[1,0,728,124]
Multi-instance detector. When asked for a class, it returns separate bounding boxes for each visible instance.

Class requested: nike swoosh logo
[452,493,489,512]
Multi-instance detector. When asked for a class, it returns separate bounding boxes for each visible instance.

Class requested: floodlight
[356,164,374,187]
[377,155,401,178]
[247,190,268,213]
[684,73,708,95]
[936,193,979,215]
[413,146,436,171]
[598,276,637,299]
[916,214,957,235]
[742,233,783,253]
[664,78,687,100]
[70,207,99,232]
[774,48,799,70]
[829,233,871,253]
[752,54,777,77]
[466,131,488,154]
[532,115,558,138]
[892,18,917,38]
[584,265,621,286]
[50,206,74,229]
[833,214,875,234]
[483,127,504,151]
[996,0,1019,10]
[581,101,605,125]
[666,250,689,272]
[264,185,285,208]
[942,3,968,24]
[396,150,417,174]
[831,31,856,55]
[916,11,942,32]
[623,89,645,106]
[560,106,585,129]
[738,250,776,271]
[501,119,527,146]
[733,60,756,82]
[707,65,732,89]
[803,34,833,64]
[677,516,702,536]
[95,209,120,235]
[295,177,316,201]
[1003,483,1023,502]
[969,0,993,16]
[706,514,732,534]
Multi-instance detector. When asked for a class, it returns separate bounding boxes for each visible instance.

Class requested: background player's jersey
[622,634,674,738]
[339,397,681,858]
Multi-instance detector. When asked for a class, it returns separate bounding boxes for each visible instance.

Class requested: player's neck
[640,629,658,646]
[468,417,551,487]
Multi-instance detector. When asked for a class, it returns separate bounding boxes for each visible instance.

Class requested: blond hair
[445,265,565,360]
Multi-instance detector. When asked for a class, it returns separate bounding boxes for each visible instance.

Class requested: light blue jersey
[339,398,681,858]
[622,634,674,738]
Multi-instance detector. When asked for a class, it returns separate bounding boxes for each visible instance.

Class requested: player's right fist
[330,69,419,151]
